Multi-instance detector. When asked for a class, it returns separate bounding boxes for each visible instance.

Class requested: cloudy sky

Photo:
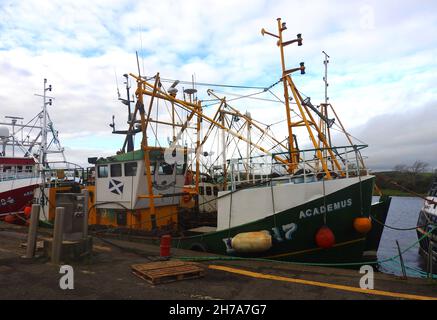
[0,0,436,171]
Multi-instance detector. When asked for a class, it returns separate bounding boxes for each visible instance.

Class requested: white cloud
[0,0,436,170]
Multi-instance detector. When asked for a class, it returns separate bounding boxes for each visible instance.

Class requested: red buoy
[315,225,335,249]
[160,235,172,257]
[24,206,32,219]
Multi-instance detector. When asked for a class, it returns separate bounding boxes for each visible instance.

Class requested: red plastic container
[160,235,172,257]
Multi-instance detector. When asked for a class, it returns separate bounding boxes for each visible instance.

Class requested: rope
[176,226,437,270]
[377,174,437,205]
[270,157,277,229]
[157,77,268,90]
[322,177,327,225]
[370,212,436,231]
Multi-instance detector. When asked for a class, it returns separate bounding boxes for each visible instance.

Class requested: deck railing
[225,145,369,191]
[0,170,40,182]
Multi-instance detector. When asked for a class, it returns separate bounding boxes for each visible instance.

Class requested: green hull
[174,177,375,264]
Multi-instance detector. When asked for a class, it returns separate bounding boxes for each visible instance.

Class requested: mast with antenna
[4,116,23,157]
[322,50,330,104]
[261,18,344,178]
[40,78,52,171]
[261,18,304,173]
[168,80,180,143]
[110,73,136,152]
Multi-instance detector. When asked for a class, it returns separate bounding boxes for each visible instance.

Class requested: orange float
[24,206,32,219]
[353,217,372,234]
[4,214,16,224]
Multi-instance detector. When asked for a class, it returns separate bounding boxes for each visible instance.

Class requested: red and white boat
[0,157,42,222]
[0,79,67,224]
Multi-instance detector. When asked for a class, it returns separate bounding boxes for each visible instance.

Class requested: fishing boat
[80,18,391,264]
[417,176,437,263]
[0,154,40,222]
[1,79,81,224]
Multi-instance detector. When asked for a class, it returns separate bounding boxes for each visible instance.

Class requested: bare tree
[393,164,408,172]
[409,160,429,174]
[407,160,429,187]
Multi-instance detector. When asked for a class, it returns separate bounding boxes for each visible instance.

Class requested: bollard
[25,204,41,258]
[81,189,89,239]
[160,235,172,257]
[51,207,65,265]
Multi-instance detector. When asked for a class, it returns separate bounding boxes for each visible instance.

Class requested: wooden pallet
[131,260,205,285]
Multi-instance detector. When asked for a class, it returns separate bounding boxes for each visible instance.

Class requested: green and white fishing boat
[85,18,391,264]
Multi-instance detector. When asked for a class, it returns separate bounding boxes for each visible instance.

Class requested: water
[376,196,430,277]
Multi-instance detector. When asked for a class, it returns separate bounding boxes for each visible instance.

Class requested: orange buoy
[4,214,16,224]
[315,225,335,249]
[353,217,372,234]
[160,234,172,257]
[24,206,32,219]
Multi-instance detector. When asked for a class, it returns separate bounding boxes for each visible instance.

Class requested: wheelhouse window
[157,163,174,175]
[213,187,219,196]
[199,186,204,195]
[124,162,137,177]
[97,165,108,178]
[176,163,187,175]
[206,186,212,196]
[110,163,122,177]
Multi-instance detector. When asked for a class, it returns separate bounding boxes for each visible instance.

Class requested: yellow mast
[135,74,161,217]
[261,18,347,179]
[195,100,201,197]
[261,18,300,172]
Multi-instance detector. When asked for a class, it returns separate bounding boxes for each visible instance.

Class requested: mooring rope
[176,225,436,273]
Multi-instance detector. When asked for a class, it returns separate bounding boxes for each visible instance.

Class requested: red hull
[0,184,37,217]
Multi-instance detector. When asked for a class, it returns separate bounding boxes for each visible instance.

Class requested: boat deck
[0,221,436,300]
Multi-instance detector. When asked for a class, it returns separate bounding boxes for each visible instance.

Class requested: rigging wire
[155,77,268,90]
[203,90,267,108]
[203,90,284,104]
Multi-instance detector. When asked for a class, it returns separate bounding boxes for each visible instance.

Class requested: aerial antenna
[139,25,145,76]
[136,51,141,78]
[192,74,196,102]
[184,76,198,105]
[168,80,180,96]
[114,68,120,99]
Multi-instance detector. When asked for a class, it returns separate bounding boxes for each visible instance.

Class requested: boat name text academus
[299,198,352,219]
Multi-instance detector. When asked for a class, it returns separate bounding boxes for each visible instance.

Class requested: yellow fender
[231,230,272,253]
